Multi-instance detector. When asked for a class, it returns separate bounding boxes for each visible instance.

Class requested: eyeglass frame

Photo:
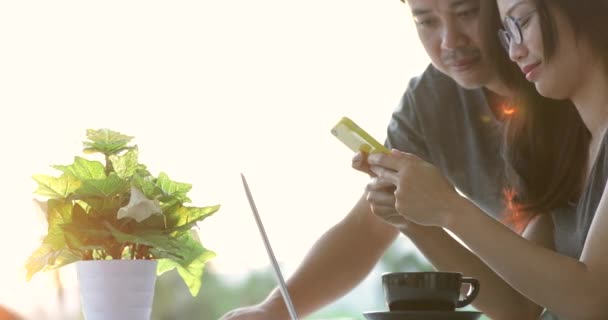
[497,10,537,52]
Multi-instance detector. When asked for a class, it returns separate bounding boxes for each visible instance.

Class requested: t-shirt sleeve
[385,88,431,163]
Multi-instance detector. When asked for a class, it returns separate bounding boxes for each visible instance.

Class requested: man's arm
[221,194,398,320]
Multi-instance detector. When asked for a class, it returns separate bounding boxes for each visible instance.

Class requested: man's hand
[220,304,278,320]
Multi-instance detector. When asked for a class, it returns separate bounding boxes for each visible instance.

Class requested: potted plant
[25,129,220,320]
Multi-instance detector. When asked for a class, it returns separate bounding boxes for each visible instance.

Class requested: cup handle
[456,277,480,308]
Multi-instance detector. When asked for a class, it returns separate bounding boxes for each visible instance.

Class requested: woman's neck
[572,65,608,139]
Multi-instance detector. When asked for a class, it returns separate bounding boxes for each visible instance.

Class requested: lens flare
[502,188,532,234]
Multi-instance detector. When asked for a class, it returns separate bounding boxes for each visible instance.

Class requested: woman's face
[496,0,593,100]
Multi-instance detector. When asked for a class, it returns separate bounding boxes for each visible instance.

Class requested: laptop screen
[240,173,299,320]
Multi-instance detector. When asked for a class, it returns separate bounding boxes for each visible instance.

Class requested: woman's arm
[368,150,608,319]
[448,193,608,320]
[401,219,547,320]
[364,175,545,319]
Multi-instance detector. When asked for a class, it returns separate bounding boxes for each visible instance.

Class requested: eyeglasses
[497,10,537,52]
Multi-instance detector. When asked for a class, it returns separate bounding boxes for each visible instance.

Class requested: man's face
[406,0,495,89]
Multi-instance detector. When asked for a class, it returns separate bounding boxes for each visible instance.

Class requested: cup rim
[381,271,463,277]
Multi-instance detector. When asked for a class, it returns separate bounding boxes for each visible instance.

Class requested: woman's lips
[521,62,541,81]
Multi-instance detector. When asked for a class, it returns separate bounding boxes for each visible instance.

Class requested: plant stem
[104,153,114,175]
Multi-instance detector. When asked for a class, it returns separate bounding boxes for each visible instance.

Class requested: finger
[352,151,365,165]
[391,148,422,160]
[367,177,396,191]
[368,149,422,171]
[367,152,406,171]
[366,188,396,205]
[370,205,398,218]
[370,166,400,185]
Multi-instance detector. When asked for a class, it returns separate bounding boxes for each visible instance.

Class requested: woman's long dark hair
[480,1,593,227]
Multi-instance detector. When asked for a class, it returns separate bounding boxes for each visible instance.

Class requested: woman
[367,0,608,318]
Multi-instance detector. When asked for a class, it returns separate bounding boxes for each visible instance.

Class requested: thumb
[390,149,408,158]
[352,151,376,177]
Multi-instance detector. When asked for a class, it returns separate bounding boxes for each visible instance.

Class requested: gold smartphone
[331,117,390,154]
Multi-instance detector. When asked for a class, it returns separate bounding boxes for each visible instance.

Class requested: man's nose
[440,23,467,50]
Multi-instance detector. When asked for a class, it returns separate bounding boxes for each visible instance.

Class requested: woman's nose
[508,41,528,62]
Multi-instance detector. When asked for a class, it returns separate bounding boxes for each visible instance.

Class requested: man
[221,0,539,319]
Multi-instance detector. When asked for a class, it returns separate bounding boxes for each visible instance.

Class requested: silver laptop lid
[240,173,299,320]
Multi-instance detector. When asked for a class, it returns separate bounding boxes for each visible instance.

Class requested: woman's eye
[518,16,531,28]
[516,11,536,28]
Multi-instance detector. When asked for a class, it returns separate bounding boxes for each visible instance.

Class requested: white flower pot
[76,260,158,320]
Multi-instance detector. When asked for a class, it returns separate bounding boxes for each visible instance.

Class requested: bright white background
[0,0,429,318]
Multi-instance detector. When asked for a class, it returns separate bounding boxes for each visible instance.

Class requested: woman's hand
[352,151,413,229]
[367,150,462,228]
[365,176,413,229]
[351,151,374,176]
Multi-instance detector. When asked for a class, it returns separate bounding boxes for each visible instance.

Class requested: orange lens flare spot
[502,103,516,116]
[502,188,531,234]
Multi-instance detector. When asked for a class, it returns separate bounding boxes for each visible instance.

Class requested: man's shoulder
[403,64,484,111]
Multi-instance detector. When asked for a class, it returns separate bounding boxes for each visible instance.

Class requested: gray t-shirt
[385,64,506,220]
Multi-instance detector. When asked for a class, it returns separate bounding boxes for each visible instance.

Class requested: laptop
[240,173,300,320]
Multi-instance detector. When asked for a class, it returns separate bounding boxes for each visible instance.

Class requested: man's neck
[483,77,516,120]
[483,87,511,121]
[484,78,513,98]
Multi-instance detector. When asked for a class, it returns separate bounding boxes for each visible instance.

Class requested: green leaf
[33,174,81,199]
[165,205,220,233]
[133,174,161,199]
[53,156,106,180]
[83,129,134,155]
[52,204,124,258]
[139,214,167,230]
[76,173,129,198]
[106,223,183,257]
[62,216,113,250]
[156,232,216,296]
[157,172,192,203]
[25,244,81,281]
[80,196,125,212]
[43,199,74,250]
[110,147,139,179]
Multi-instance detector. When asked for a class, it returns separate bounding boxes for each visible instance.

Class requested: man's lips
[446,56,479,70]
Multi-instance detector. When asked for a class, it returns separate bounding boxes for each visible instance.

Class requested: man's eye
[457,7,479,18]
[415,17,438,27]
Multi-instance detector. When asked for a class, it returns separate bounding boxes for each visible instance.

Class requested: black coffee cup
[382,272,480,311]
